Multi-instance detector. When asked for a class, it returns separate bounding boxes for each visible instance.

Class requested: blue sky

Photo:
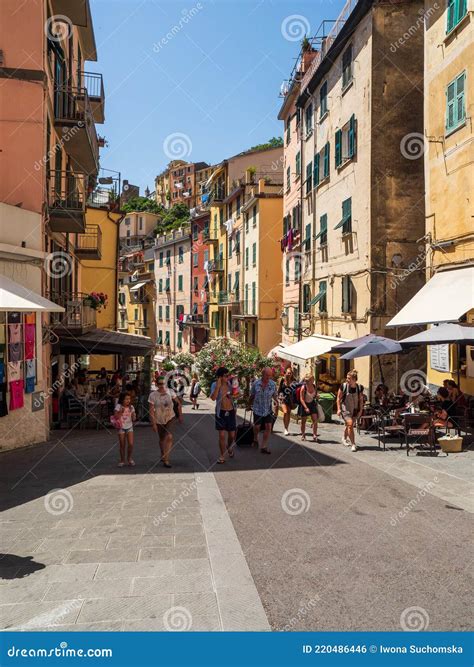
[88,0,345,193]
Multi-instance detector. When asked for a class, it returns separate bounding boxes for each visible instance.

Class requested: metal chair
[404,413,435,456]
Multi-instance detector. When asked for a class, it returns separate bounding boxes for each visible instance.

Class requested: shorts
[119,425,134,434]
[215,409,236,432]
[341,408,359,421]
[253,413,274,427]
[297,401,318,417]
[157,420,173,439]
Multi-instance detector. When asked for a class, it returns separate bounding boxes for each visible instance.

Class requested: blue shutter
[348,115,356,158]
[335,129,342,167]
[447,0,456,31]
[457,0,467,22]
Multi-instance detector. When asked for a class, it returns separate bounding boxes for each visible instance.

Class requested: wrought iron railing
[47,170,86,213]
[75,225,102,254]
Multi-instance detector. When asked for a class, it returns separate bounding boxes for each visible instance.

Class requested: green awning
[309,284,327,306]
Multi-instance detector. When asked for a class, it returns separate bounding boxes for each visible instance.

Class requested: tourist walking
[298,373,319,442]
[148,376,175,468]
[278,367,297,436]
[210,367,237,464]
[189,373,201,410]
[250,368,278,454]
[114,391,136,467]
[336,370,364,451]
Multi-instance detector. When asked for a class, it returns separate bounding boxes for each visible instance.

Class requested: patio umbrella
[339,336,403,385]
[330,333,379,353]
[399,323,474,345]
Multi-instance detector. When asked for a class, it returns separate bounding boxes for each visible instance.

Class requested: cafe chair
[404,413,435,456]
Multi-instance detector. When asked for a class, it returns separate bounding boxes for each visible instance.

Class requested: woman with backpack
[337,370,364,451]
[298,373,320,443]
[278,367,297,436]
[189,373,201,410]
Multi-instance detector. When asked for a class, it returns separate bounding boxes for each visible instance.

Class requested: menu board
[429,344,450,373]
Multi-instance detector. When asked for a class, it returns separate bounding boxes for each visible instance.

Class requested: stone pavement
[0,398,472,632]
[0,415,269,631]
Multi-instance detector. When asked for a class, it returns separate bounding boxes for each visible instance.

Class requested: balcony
[80,72,105,124]
[47,170,86,233]
[218,291,230,304]
[202,226,219,243]
[183,314,210,327]
[211,185,225,203]
[75,224,102,259]
[155,227,190,247]
[53,85,99,174]
[48,292,97,335]
[209,259,224,273]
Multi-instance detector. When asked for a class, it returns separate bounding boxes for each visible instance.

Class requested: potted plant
[83,291,108,312]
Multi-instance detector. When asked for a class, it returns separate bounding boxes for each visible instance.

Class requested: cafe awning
[278,334,349,365]
[387,267,474,327]
[0,275,64,312]
[59,329,154,356]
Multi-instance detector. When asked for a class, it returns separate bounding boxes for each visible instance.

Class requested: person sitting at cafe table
[445,380,467,412]
[432,387,455,428]
[374,384,389,409]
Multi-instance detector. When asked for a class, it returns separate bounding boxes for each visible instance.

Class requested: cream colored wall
[120,212,159,240]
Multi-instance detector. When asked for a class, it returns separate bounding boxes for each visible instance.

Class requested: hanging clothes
[9,379,24,410]
[24,324,35,360]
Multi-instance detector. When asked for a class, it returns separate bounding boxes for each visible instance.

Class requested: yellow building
[78,202,122,371]
[206,166,226,337]
[389,0,474,396]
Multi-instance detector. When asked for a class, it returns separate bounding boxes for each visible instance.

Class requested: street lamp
[280,309,289,329]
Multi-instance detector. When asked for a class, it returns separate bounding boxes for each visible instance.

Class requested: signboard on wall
[429,344,450,373]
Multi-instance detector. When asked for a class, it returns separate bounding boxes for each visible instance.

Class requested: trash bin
[318,392,335,422]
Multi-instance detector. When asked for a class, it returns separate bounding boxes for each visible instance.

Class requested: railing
[81,71,104,100]
[47,170,86,213]
[87,187,120,210]
[53,85,98,162]
[75,225,102,256]
[155,227,190,246]
[218,291,229,304]
[209,259,224,272]
[48,292,97,331]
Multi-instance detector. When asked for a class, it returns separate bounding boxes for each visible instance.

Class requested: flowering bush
[84,292,108,311]
[171,352,194,369]
[195,338,280,402]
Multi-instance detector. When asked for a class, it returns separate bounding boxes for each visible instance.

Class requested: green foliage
[161,361,175,372]
[171,352,194,369]
[122,196,164,215]
[195,338,280,402]
[154,202,191,235]
[247,137,283,153]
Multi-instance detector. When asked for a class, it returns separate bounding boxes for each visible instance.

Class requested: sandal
[301,434,306,441]
[217,458,225,464]
[227,447,235,458]
[260,448,271,454]
[128,460,135,467]
[162,461,172,468]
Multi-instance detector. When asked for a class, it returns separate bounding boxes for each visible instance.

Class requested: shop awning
[0,275,64,312]
[267,343,287,359]
[387,267,474,327]
[278,334,349,365]
[129,281,149,292]
[59,329,154,356]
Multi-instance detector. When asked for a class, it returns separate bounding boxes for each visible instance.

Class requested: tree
[154,202,191,234]
[246,137,283,153]
[122,196,164,215]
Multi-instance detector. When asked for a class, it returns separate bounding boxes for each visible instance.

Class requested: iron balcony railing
[48,292,97,332]
[47,169,87,214]
[208,259,224,272]
[81,71,104,100]
[53,85,99,163]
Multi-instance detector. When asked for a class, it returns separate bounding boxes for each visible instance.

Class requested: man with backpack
[336,370,364,451]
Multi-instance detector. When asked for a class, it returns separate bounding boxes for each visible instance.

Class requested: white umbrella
[399,323,474,345]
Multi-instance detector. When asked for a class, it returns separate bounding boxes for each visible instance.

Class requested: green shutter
[335,129,342,167]
[446,80,456,129]
[457,0,467,22]
[447,0,455,31]
[305,162,312,194]
[305,223,311,251]
[456,72,466,124]
[323,142,330,178]
[446,72,466,131]
[348,115,356,158]
[178,275,183,291]
[314,153,320,186]
[342,198,352,234]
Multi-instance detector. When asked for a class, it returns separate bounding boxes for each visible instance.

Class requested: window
[286,166,291,192]
[178,275,183,291]
[219,208,224,226]
[236,195,241,215]
[203,250,209,264]
[294,307,299,333]
[245,212,249,233]
[305,162,312,195]
[165,305,170,320]
[320,81,328,118]
[252,282,256,315]
[157,330,163,344]
[295,151,301,178]
[193,276,198,291]
[159,252,163,267]
[334,198,352,234]
[323,142,330,179]
[165,331,170,345]
[305,103,313,137]
[228,236,233,258]
[158,305,163,320]
[235,231,241,254]
[303,284,311,312]
[318,214,328,246]
[286,117,291,144]
[335,115,356,167]
[177,331,182,349]
[165,277,171,291]
[245,247,249,270]
[228,273,232,293]
[252,205,257,227]
[285,258,290,286]
[234,270,240,298]
[158,278,163,293]
[304,223,311,251]
[193,253,198,267]
[244,284,249,313]
[252,242,257,267]
[342,276,353,313]
[178,246,184,263]
[313,152,320,187]
[447,0,467,32]
[192,225,198,240]
[342,45,353,89]
[446,72,466,132]
[138,216,143,230]
[134,308,138,321]
[318,281,327,312]
[166,250,171,265]
[148,262,154,271]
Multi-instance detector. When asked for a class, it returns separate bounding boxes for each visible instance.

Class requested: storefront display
[0,311,37,414]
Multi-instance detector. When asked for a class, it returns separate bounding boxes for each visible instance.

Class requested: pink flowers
[84,291,108,311]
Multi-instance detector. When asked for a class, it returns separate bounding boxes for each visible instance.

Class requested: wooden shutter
[324,142,330,178]
[348,115,356,157]
[335,129,342,167]
[456,72,466,124]
[314,152,320,186]
[446,80,456,129]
